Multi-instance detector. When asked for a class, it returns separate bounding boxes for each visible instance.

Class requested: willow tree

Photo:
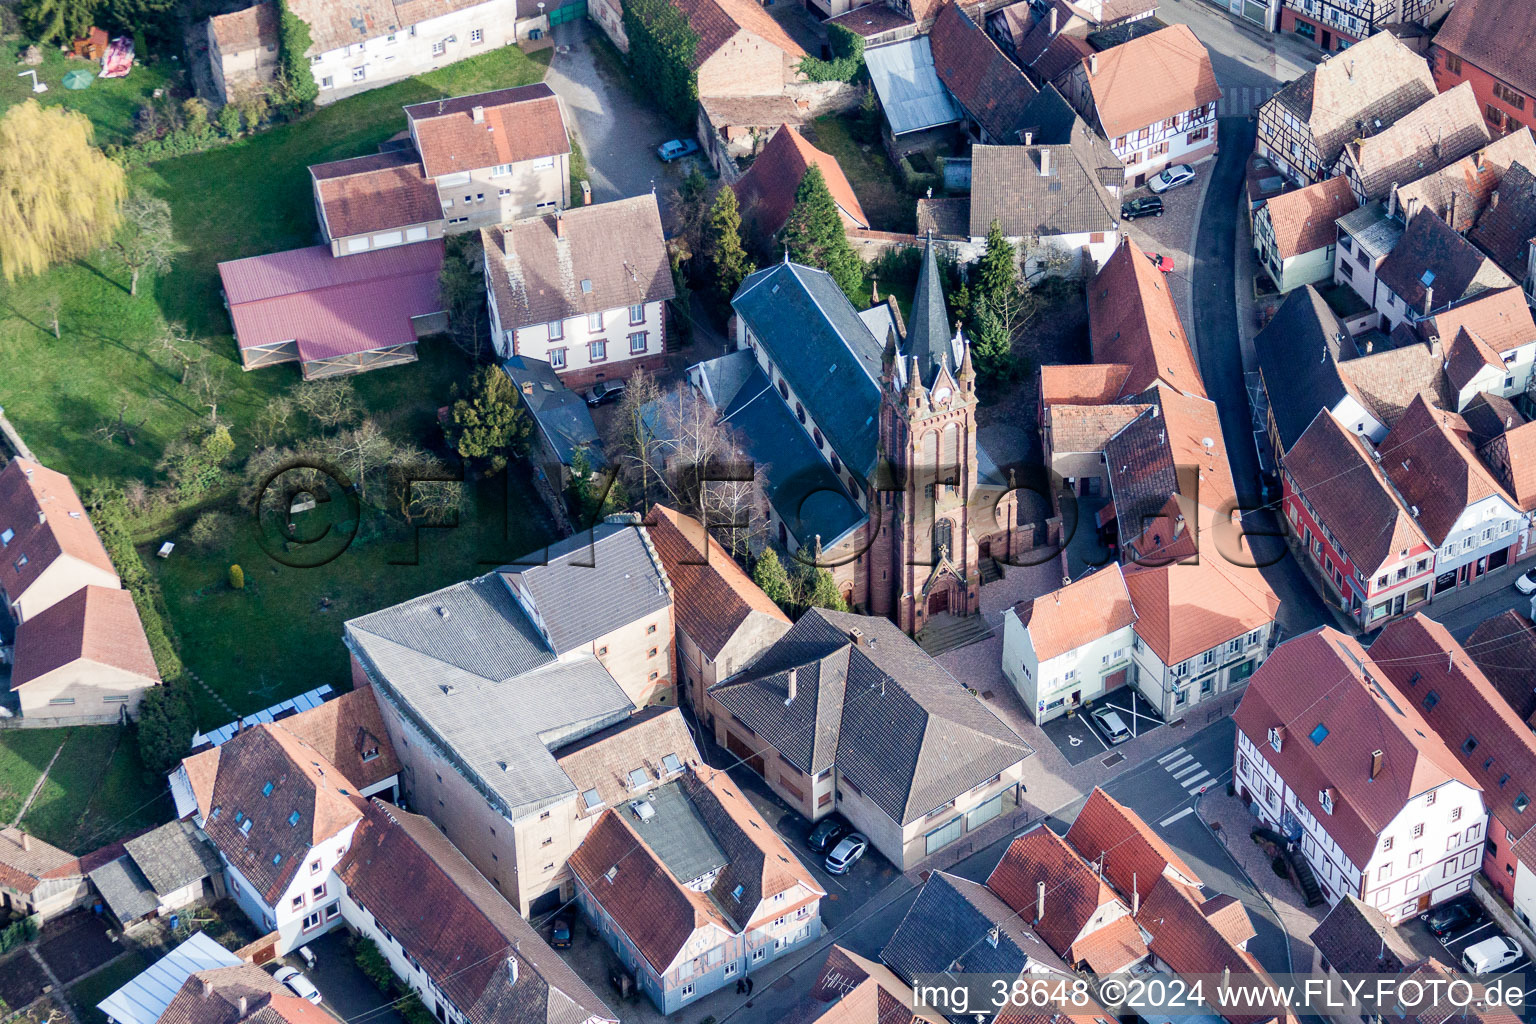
[0,101,126,282]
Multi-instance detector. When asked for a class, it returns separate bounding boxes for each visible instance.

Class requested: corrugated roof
[864,37,962,136]
[97,933,243,1024]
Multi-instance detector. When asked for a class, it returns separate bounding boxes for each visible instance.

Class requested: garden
[0,727,171,853]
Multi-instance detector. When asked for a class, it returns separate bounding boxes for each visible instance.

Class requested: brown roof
[1071,912,1147,973]
[1012,564,1136,662]
[1393,129,1536,234]
[1200,892,1257,947]
[338,799,616,1024]
[482,194,673,330]
[734,126,868,240]
[0,827,75,896]
[1423,286,1536,362]
[1338,334,1454,430]
[405,85,568,179]
[1395,958,1524,1024]
[554,706,703,816]
[1064,786,1202,901]
[1048,403,1149,454]
[1466,612,1536,721]
[0,458,118,601]
[1011,4,1095,87]
[826,4,916,38]
[644,505,790,660]
[1344,82,1490,202]
[1080,25,1220,141]
[786,945,946,1024]
[1309,895,1419,974]
[310,150,439,240]
[159,966,333,1024]
[1104,386,1236,536]
[1232,627,1476,866]
[1040,363,1133,406]
[1089,239,1205,398]
[1469,160,1536,280]
[670,0,805,68]
[699,94,812,129]
[209,2,278,53]
[285,0,396,56]
[1283,410,1429,577]
[986,825,1120,959]
[1379,394,1518,544]
[1480,419,1536,510]
[915,196,971,237]
[1262,176,1355,260]
[11,585,159,689]
[1432,0,1536,103]
[1445,325,1506,391]
[930,3,1040,143]
[273,686,401,794]
[1377,207,1514,314]
[995,999,1123,1024]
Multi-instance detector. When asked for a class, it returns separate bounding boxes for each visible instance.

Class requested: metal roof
[865,37,962,136]
[192,685,334,749]
[98,933,242,1024]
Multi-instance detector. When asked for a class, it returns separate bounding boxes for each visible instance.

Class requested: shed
[98,932,243,1024]
[865,37,962,136]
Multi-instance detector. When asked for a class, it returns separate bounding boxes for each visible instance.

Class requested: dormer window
[661,753,683,775]
[0,528,11,546]
[1309,723,1329,745]
[240,818,253,835]
[1319,788,1335,814]
[289,811,302,826]
[626,768,648,790]
[263,782,275,797]
[1268,726,1283,753]
[582,788,603,810]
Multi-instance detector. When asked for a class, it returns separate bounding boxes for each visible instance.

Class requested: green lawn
[0,40,181,147]
[17,726,170,853]
[70,951,149,1024]
[806,115,916,234]
[0,730,66,826]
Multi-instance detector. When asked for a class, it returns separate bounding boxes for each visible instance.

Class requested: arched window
[778,380,789,399]
[831,453,841,474]
[932,518,953,564]
[778,522,788,546]
[813,427,823,448]
[796,402,805,424]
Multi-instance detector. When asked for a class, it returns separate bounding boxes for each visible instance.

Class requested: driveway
[281,931,405,1024]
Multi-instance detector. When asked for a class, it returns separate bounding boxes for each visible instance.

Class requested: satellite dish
[1201,437,1214,448]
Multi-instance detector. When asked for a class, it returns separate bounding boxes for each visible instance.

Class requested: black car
[1121,196,1164,220]
[550,917,572,949]
[1423,896,1485,939]
[806,816,852,854]
[584,380,627,406]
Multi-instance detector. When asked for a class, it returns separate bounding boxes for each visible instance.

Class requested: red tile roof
[1423,287,1536,361]
[1064,786,1202,901]
[644,505,789,660]
[1089,239,1206,399]
[209,2,278,53]
[11,585,159,689]
[1233,627,1478,866]
[1481,419,1536,510]
[0,827,75,895]
[309,150,440,240]
[404,85,569,179]
[670,0,805,68]
[734,126,868,240]
[1200,892,1257,947]
[219,242,444,362]
[1378,394,1519,545]
[1012,564,1136,662]
[274,686,400,794]
[1444,325,1506,391]
[986,825,1120,959]
[1122,550,1279,668]
[788,945,947,1024]
[1069,912,1147,973]
[1040,363,1134,406]
[1395,958,1523,1024]
[1262,176,1356,260]
[0,458,118,601]
[1080,25,1221,141]
[1432,0,1536,103]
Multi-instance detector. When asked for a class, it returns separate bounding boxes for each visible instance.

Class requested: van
[1462,935,1521,974]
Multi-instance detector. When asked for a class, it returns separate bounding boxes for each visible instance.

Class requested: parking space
[1120,158,1212,344]
[1038,686,1165,766]
[1093,688,1164,741]
[1401,907,1536,1018]
[280,931,405,1024]
[1040,709,1115,766]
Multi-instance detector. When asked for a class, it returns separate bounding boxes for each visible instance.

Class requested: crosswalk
[1217,85,1278,118]
[1158,746,1220,797]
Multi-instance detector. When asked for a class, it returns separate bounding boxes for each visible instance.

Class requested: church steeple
[904,233,953,389]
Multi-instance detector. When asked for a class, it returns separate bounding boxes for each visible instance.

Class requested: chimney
[471,105,485,124]
[201,979,213,998]
[1387,184,1398,220]
[1089,53,1099,76]
[1040,149,1052,176]
[1492,190,1502,209]
[786,667,798,703]
[237,997,248,1017]
[555,210,564,238]
[1370,749,1384,780]
[1023,130,1033,145]
[1132,872,1139,915]
[1036,881,1046,922]
[1447,191,1457,229]
[20,833,30,852]
[1174,514,1186,538]
[1049,6,1057,33]
[1424,285,1434,317]
[1222,967,1231,990]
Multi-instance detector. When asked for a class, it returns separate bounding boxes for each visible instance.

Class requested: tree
[704,186,754,302]
[389,451,463,524]
[276,0,319,106]
[186,359,227,424]
[615,366,664,502]
[293,378,360,429]
[795,562,848,611]
[439,234,486,358]
[160,424,236,499]
[228,564,245,589]
[658,385,763,558]
[781,165,864,305]
[17,0,95,45]
[446,366,530,474]
[154,322,202,384]
[568,444,628,524]
[752,547,793,608]
[0,101,125,282]
[319,418,397,502]
[113,192,182,297]
[973,220,1018,308]
[252,395,294,449]
[621,0,701,124]
[137,682,194,776]
[969,292,1013,380]
[186,511,237,551]
[40,291,61,338]
[670,167,712,269]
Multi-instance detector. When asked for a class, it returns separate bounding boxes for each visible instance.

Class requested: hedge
[88,491,185,680]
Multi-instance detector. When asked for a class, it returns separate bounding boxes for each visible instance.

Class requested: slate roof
[1078,25,1220,141]
[903,235,958,388]
[1261,176,1355,260]
[882,870,1067,984]
[309,149,439,240]
[0,458,118,601]
[10,585,159,689]
[1017,82,1086,145]
[1343,82,1490,203]
[1378,394,1518,545]
[1013,564,1136,662]
[930,3,1039,143]
[267,685,401,796]
[503,356,602,469]
[1089,238,1205,399]
[1104,386,1235,538]
[1432,0,1536,103]
[1376,208,1513,315]
[1462,391,1527,447]
[1255,286,1359,453]
[1392,129,1536,235]
[1469,160,1536,282]
[1064,786,1202,901]
[644,504,790,660]
[1310,896,1418,974]
[863,36,963,136]
[987,825,1120,960]
[553,706,701,817]
[734,126,868,241]
[709,610,1030,824]
[1465,612,1536,722]
[732,261,883,483]
[970,142,1119,239]
[1265,31,1437,170]
[482,195,672,331]
[90,856,160,922]
[669,0,805,68]
[123,819,221,897]
[339,798,617,1024]
[1232,626,1476,866]
[404,85,568,178]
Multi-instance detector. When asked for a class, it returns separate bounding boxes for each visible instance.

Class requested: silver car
[272,966,323,1005]
[1091,707,1132,744]
[1148,164,1196,193]
[825,833,869,875]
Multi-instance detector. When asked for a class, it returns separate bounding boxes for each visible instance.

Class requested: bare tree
[614,366,664,502]
[252,395,294,449]
[388,449,463,524]
[154,322,202,384]
[40,291,61,338]
[94,397,149,445]
[318,418,397,501]
[187,359,226,425]
[658,385,765,559]
[293,378,360,430]
[113,191,183,297]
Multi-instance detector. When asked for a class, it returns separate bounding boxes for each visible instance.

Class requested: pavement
[289,931,406,1024]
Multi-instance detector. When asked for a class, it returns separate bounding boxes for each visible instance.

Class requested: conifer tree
[752,547,794,608]
[705,186,755,302]
[781,166,864,304]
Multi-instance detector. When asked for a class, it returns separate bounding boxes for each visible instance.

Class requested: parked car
[825,833,869,875]
[806,816,853,854]
[656,138,700,162]
[1147,252,1174,273]
[1091,707,1132,744]
[1462,935,1522,974]
[1148,164,1197,193]
[1515,568,1536,595]
[585,380,627,406]
[1422,897,1485,940]
[297,946,317,970]
[551,917,572,949]
[1121,196,1164,220]
[272,967,323,1005]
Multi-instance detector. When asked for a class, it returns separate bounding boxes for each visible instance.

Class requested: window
[302,911,322,930]
[1462,736,1478,754]
[751,947,767,963]
[548,347,566,369]
[325,903,341,921]
[1309,723,1329,745]
[313,883,326,900]
[1412,823,1424,839]
[629,304,645,324]
[310,859,322,874]
[1383,836,1393,851]
[1487,104,1508,128]
[589,339,607,361]
[1494,81,1526,110]
[647,624,657,635]
[288,811,301,826]
[1409,850,1423,868]
[1444,52,1461,74]
[432,40,446,56]
[587,312,604,331]
[1423,690,1440,711]
[241,819,253,836]
[546,319,564,341]
[292,894,305,909]
[629,332,647,354]
[469,27,483,43]
[351,66,366,82]
[647,647,658,658]
[1319,789,1334,814]
[662,752,683,774]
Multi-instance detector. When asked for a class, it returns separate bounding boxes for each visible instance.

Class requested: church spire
[905,233,953,389]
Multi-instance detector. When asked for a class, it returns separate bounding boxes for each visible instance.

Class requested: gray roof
[709,610,1030,824]
[865,36,963,136]
[1336,201,1404,260]
[691,351,866,547]
[1016,84,1080,145]
[1309,895,1418,974]
[90,856,161,922]
[732,261,884,483]
[623,780,729,884]
[881,871,1066,985]
[970,142,1119,239]
[123,819,220,896]
[905,237,956,387]
[1255,285,1359,454]
[503,357,602,469]
[1377,207,1514,314]
[345,557,643,821]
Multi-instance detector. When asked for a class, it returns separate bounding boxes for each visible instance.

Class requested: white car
[272,966,323,1005]
[825,833,869,875]
[1462,935,1522,975]
[1148,164,1197,193]
[1515,568,1536,595]
[1091,707,1132,744]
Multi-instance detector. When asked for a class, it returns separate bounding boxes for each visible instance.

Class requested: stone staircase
[979,555,1004,586]
[916,612,995,657]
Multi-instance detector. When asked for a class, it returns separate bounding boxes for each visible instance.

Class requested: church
[688,238,1019,636]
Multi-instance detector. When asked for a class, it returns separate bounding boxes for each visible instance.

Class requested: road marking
[1157,747,1188,764]
[1173,761,1205,780]
[1495,960,1528,976]
[1163,754,1196,773]
[1080,719,1109,752]
[1160,807,1197,827]
[1453,922,1495,945]
[1183,770,1212,792]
